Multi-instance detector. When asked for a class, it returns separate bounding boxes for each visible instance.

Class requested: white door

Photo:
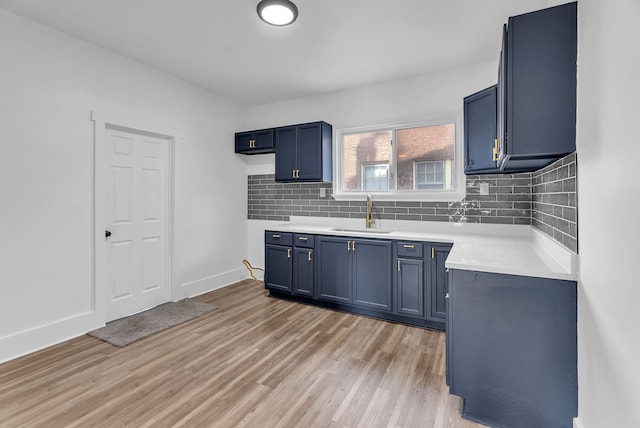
[105,127,170,321]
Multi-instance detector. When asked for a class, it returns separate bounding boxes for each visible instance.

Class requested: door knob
[105,230,112,238]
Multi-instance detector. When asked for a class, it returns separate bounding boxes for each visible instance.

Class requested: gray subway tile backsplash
[248,153,578,253]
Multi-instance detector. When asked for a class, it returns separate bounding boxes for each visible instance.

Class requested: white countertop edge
[444,259,578,282]
[265,216,580,282]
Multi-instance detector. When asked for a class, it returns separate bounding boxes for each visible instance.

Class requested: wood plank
[0,279,485,427]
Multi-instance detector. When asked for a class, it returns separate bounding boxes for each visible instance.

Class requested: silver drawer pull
[272,234,281,239]
[403,244,415,249]
[298,237,309,241]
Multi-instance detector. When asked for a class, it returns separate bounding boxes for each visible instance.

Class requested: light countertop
[266,216,579,282]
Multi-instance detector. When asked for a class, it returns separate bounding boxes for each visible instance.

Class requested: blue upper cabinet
[463,85,498,174]
[275,121,332,182]
[497,2,577,172]
[235,128,275,154]
[463,2,577,175]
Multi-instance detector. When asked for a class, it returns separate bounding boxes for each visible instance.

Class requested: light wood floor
[0,279,485,428]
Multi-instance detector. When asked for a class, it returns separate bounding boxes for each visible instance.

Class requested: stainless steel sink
[331,227,392,234]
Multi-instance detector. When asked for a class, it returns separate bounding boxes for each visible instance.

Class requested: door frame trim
[91,110,178,324]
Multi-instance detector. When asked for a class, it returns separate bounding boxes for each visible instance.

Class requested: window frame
[333,117,465,201]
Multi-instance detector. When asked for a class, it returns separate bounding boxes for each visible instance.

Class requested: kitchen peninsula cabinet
[447,269,577,428]
[275,121,332,182]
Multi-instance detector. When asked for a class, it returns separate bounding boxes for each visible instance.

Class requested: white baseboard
[0,311,103,364]
[178,267,247,299]
[0,269,248,364]
[574,417,585,428]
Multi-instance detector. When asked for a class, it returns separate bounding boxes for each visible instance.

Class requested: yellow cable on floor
[242,259,264,283]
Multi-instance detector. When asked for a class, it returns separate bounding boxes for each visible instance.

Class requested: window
[415,161,445,189]
[363,163,389,191]
[334,119,463,201]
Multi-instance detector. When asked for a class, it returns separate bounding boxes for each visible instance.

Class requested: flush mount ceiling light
[257,0,298,26]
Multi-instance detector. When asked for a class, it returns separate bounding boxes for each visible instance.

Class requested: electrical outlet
[319,187,326,198]
[479,182,489,195]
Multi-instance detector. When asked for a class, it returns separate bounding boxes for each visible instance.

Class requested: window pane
[342,131,392,191]
[363,164,389,191]
[416,160,445,190]
[397,124,455,190]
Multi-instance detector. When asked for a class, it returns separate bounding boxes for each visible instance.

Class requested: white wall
[575,0,640,426]
[0,10,248,362]
[242,61,499,268]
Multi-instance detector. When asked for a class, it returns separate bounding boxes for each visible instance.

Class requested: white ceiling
[0,0,550,105]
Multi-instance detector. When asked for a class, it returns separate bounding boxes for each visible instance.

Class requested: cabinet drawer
[265,231,292,246]
[294,234,315,248]
[396,241,424,258]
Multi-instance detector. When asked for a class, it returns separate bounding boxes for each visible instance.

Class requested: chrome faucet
[366,194,375,228]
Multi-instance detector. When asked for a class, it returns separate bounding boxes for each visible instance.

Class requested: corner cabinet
[275,121,332,182]
[463,2,577,174]
[235,128,275,154]
[497,2,577,171]
[265,231,450,330]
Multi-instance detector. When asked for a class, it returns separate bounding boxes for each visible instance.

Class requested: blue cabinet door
[352,239,392,312]
[296,122,322,181]
[296,122,332,181]
[396,258,425,318]
[464,85,498,174]
[316,237,351,303]
[293,247,314,297]
[275,126,297,181]
[427,244,451,323]
[265,244,292,292]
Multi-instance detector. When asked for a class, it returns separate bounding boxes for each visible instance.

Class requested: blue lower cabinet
[427,244,452,323]
[264,244,292,292]
[395,258,424,318]
[265,233,451,330]
[352,240,392,312]
[315,237,392,310]
[316,237,352,304]
[293,247,314,297]
[447,269,577,428]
